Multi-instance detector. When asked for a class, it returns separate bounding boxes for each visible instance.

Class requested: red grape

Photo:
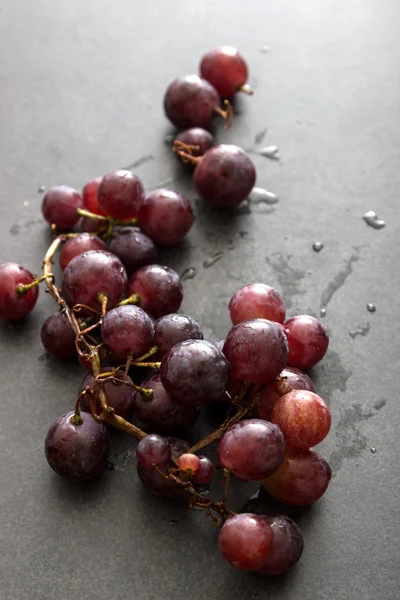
[134,373,199,435]
[61,250,127,313]
[191,456,214,485]
[271,390,331,450]
[0,263,39,320]
[127,264,183,319]
[154,313,203,358]
[174,128,214,164]
[284,315,329,369]
[136,434,171,469]
[41,185,83,230]
[160,339,230,405]
[79,368,136,421]
[218,419,285,481]
[200,46,249,98]
[257,514,304,575]
[44,411,109,481]
[41,312,76,359]
[193,145,256,208]
[100,305,154,359]
[262,449,332,506]
[138,189,194,246]
[229,283,285,325]
[223,319,288,384]
[98,170,144,220]
[59,233,107,270]
[109,228,157,276]
[137,437,190,498]
[178,453,200,473]
[281,366,315,392]
[255,366,315,421]
[219,513,273,571]
[82,177,106,216]
[163,75,221,130]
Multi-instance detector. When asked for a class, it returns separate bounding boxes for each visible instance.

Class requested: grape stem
[188,384,257,454]
[119,293,141,306]
[213,100,234,129]
[176,151,201,166]
[16,272,54,295]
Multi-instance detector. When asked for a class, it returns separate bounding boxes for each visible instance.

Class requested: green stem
[119,293,141,306]
[17,273,54,295]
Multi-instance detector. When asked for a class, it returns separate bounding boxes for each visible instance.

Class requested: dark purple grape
[79,368,136,421]
[164,75,221,130]
[229,283,286,324]
[154,313,203,358]
[0,263,39,320]
[127,264,183,319]
[136,434,171,469]
[223,319,288,384]
[41,312,77,359]
[258,515,304,575]
[219,513,273,571]
[193,145,256,208]
[200,46,249,98]
[61,250,127,313]
[262,449,332,506]
[80,216,104,233]
[138,189,194,246]
[59,233,107,270]
[100,305,154,359]
[134,373,199,435]
[191,456,214,485]
[218,419,285,481]
[174,128,214,164]
[284,315,329,369]
[44,411,109,481]
[160,340,230,405]
[109,228,157,276]
[98,170,144,220]
[82,177,106,216]
[166,437,190,461]
[41,185,83,230]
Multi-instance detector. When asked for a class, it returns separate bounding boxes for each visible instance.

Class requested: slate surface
[0,1,399,599]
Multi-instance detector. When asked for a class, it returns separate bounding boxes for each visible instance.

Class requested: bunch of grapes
[0,47,333,576]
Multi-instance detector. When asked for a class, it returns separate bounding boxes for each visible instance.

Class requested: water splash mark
[248,187,279,205]
[203,252,224,268]
[148,177,173,191]
[320,251,359,311]
[256,145,281,161]
[312,241,324,252]
[328,402,384,476]
[363,210,385,230]
[123,154,154,170]
[265,253,306,310]
[107,447,135,471]
[181,267,196,281]
[254,127,268,145]
[349,323,370,339]
[9,224,21,236]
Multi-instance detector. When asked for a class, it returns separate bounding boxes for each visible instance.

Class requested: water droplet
[363,210,385,230]
[9,224,21,236]
[349,323,370,339]
[38,352,49,362]
[181,267,196,281]
[248,187,279,205]
[169,518,178,526]
[23,200,29,207]
[257,145,281,160]
[37,185,46,193]
[312,241,324,252]
[254,127,268,145]
[164,134,175,145]
[371,447,376,454]
[320,308,327,317]
[260,46,270,53]
[203,252,224,268]
[366,303,376,313]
